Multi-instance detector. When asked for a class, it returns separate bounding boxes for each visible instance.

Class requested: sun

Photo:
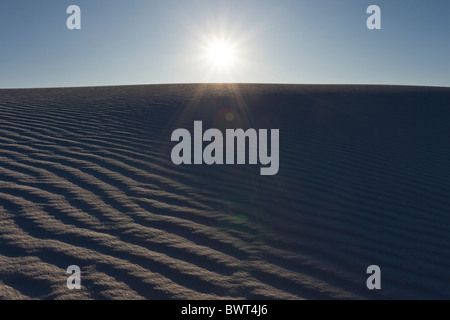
[207,41,235,67]
[196,31,249,82]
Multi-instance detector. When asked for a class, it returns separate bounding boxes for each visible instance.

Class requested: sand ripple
[0,84,449,299]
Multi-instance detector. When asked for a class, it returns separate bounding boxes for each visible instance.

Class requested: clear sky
[0,0,449,88]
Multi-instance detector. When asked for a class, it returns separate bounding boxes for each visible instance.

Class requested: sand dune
[0,84,449,299]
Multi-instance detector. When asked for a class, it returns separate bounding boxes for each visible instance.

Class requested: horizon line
[1,82,450,90]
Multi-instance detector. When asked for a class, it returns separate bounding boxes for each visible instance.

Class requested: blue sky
[0,0,449,88]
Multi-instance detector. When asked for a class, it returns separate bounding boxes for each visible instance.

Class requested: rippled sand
[0,84,449,299]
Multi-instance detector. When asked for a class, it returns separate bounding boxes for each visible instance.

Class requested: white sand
[0,84,449,299]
